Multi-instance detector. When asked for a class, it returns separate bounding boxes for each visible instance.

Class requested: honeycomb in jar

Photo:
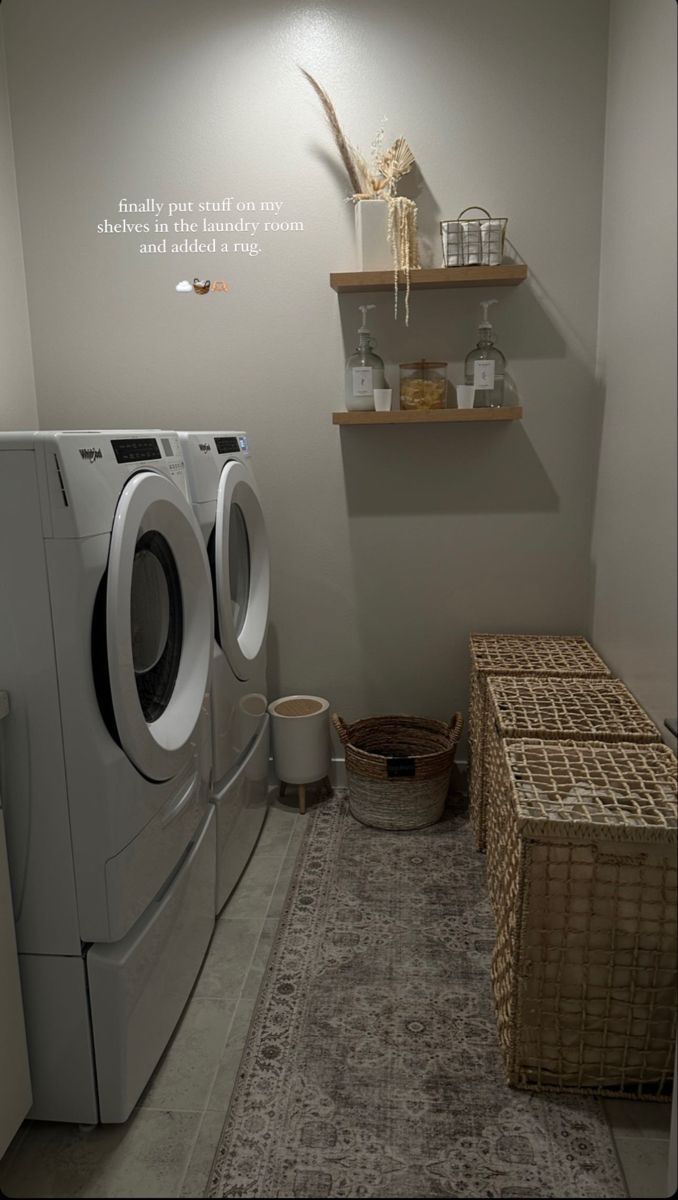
[400,376,446,409]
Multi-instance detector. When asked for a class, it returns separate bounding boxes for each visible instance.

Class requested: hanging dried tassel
[387,196,420,324]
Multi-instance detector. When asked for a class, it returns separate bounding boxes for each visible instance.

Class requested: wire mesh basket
[440,207,507,267]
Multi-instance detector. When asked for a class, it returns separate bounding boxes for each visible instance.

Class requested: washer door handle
[161,772,199,828]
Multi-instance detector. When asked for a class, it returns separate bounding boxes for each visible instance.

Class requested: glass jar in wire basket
[399,361,448,410]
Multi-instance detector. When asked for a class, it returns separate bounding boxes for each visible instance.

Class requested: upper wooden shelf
[333,407,523,426]
[329,264,528,293]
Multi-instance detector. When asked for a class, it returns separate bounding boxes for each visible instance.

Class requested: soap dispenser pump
[345,304,387,411]
[464,298,506,408]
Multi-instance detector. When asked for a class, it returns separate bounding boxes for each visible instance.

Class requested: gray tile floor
[0,793,306,1199]
[0,791,673,1198]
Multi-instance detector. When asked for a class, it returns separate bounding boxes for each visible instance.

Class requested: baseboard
[329,757,346,788]
[269,756,468,791]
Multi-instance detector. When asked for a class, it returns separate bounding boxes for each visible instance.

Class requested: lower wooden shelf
[332,407,523,426]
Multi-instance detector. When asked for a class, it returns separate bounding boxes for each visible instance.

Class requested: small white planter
[268,696,331,814]
[355,199,392,270]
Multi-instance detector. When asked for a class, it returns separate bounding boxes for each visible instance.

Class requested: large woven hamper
[332,712,463,830]
[490,737,677,1099]
[484,676,663,915]
[468,634,610,849]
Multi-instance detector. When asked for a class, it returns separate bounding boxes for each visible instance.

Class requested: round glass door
[214,461,269,682]
[130,530,183,722]
[105,471,213,781]
[228,504,250,638]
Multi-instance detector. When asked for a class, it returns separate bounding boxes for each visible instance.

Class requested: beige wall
[0,16,36,429]
[591,0,677,740]
[3,0,610,730]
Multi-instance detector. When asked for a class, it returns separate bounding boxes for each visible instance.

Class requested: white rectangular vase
[355,199,392,270]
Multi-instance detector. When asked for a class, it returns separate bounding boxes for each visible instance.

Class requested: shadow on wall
[400,165,442,268]
[266,621,281,708]
[314,147,358,224]
[337,272,569,384]
[584,384,607,643]
[331,273,605,731]
[338,422,558,515]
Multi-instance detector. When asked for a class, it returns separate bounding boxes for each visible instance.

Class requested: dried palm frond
[300,68,367,195]
[377,136,415,192]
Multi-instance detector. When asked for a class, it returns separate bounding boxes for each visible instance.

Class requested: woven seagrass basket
[490,737,677,1099]
[332,712,463,830]
[468,633,610,850]
[483,675,663,916]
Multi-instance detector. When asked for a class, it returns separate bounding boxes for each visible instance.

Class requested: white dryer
[0,431,216,1124]
[178,432,270,912]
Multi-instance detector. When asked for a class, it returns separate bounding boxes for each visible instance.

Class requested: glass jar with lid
[399,361,447,410]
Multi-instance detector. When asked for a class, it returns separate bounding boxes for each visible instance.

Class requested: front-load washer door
[214,461,270,683]
[106,471,213,781]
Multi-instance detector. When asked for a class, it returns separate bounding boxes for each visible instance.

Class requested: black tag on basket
[386,755,416,778]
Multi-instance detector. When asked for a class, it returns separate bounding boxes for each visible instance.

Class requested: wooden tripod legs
[279,777,332,813]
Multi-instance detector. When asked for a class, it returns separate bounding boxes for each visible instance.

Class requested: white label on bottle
[474,360,495,389]
[352,366,373,396]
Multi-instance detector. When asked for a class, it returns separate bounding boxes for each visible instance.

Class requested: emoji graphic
[175,280,192,292]
[193,278,211,295]
[211,280,229,293]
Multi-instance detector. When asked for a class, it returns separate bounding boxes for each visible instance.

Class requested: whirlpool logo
[79,447,103,462]
[198,442,211,454]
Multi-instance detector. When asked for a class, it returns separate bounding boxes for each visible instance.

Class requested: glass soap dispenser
[464,299,505,408]
[345,304,387,411]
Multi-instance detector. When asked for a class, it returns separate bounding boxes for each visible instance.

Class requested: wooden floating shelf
[330,264,528,293]
[332,407,523,426]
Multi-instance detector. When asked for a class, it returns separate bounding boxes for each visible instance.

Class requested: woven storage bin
[332,712,463,830]
[484,676,663,915]
[468,634,610,850]
[490,737,677,1099]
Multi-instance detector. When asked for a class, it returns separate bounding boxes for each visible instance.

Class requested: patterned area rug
[207,794,626,1198]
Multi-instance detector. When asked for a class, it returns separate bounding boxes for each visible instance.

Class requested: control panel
[214,436,240,454]
[111,437,161,464]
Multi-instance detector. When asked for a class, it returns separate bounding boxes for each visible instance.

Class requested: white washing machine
[178,432,270,913]
[0,693,32,1155]
[0,431,216,1124]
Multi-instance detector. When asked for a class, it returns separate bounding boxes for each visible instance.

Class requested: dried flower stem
[300,69,415,199]
[301,68,420,321]
[300,69,366,195]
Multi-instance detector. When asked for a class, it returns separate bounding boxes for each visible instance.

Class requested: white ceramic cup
[373,388,393,412]
[455,385,476,409]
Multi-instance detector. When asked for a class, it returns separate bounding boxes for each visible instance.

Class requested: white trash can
[268,696,331,814]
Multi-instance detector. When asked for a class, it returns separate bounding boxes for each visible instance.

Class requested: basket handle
[447,712,464,746]
[457,206,492,220]
[331,712,350,745]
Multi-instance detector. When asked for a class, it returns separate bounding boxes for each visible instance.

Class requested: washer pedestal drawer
[88,808,216,1123]
[212,716,269,914]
